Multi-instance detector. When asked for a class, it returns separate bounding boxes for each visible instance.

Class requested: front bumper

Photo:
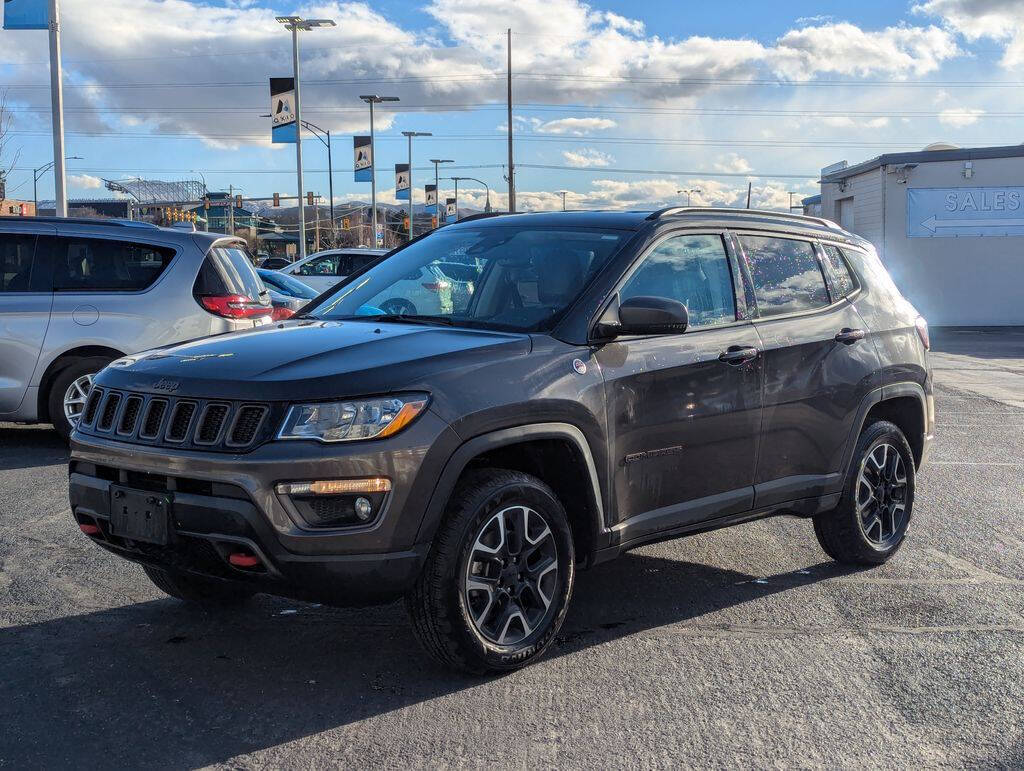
[69,409,461,605]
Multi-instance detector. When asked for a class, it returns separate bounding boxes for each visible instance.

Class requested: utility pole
[228,184,235,235]
[360,95,400,248]
[402,131,431,241]
[746,182,752,208]
[277,15,336,260]
[314,200,320,252]
[453,177,459,221]
[558,190,567,211]
[506,28,515,213]
[48,0,67,216]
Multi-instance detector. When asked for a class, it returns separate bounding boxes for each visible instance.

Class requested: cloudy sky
[1,0,1022,211]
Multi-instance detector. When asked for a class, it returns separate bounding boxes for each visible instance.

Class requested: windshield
[306,226,629,332]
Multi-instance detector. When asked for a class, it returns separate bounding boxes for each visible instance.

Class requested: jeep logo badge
[152,379,180,393]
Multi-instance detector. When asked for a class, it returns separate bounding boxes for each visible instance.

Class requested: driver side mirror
[593,295,689,339]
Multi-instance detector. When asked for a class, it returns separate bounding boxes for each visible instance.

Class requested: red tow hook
[228,552,260,568]
[79,523,101,536]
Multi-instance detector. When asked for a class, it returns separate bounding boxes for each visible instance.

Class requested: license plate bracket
[109,486,172,545]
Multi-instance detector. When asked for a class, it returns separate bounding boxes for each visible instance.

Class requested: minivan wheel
[47,356,114,443]
[143,565,255,606]
[814,419,916,566]
[406,469,575,675]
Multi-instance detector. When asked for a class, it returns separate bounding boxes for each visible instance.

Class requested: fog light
[276,478,391,496]
[354,496,373,521]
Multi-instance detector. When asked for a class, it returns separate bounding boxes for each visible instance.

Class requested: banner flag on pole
[395,163,410,200]
[353,136,372,182]
[269,78,297,144]
[424,184,437,213]
[3,0,49,29]
[445,197,457,223]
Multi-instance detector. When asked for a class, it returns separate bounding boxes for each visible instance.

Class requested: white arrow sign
[921,215,1024,232]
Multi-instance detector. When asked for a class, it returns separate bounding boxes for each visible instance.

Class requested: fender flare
[415,422,607,560]
[838,381,927,479]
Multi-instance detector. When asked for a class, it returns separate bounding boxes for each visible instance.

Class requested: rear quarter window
[821,244,858,299]
[201,245,265,300]
[51,237,175,292]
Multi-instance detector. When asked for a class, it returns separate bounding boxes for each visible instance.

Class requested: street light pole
[402,131,431,241]
[360,95,400,248]
[677,188,701,207]
[48,0,67,217]
[451,177,490,216]
[558,190,568,211]
[34,155,81,212]
[430,159,453,228]
[277,16,335,260]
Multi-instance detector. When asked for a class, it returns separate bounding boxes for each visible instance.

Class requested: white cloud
[536,117,617,135]
[938,107,986,127]
[713,153,753,174]
[562,148,614,167]
[916,0,1024,68]
[69,174,103,190]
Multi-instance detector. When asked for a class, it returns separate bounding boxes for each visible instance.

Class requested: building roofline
[821,144,1024,182]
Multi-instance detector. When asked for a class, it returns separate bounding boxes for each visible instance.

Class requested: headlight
[277,394,428,443]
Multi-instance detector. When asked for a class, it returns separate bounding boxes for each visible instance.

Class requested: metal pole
[434,161,439,227]
[369,100,377,248]
[291,25,306,260]
[326,130,334,234]
[506,28,515,213]
[228,184,235,235]
[33,169,39,212]
[48,0,67,217]
[453,178,458,221]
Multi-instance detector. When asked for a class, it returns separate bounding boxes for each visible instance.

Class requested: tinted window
[310,227,627,332]
[297,254,339,276]
[740,235,829,317]
[0,234,38,292]
[257,269,318,299]
[52,238,173,291]
[821,244,857,299]
[621,234,736,329]
[206,246,265,300]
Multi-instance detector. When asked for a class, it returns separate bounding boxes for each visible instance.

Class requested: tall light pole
[48,0,68,216]
[677,188,701,207]
[506,28,515,213]
[451,177,491,214]
[360,95,400,248]
[558,190,568,211]
[277,15,335,260]
[34,155,81,211]
[430,159,453,227]
[402,131,431,241]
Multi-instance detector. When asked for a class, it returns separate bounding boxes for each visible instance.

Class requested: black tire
[380,298,417,316]
[143,565,255,606]
[47,356,114,443]
[406,469,575,675]
[814,419,916,566]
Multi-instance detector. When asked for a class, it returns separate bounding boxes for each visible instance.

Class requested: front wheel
[814,419,916,565]
[406,469,575,674]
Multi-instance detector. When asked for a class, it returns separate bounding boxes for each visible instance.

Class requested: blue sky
[1,0,1021,212]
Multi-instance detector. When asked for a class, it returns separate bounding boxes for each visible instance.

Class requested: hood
[95,319,532,402]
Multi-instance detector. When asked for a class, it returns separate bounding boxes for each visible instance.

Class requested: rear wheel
[814,419,915,565]
[143,565,255,606]
[380,298,417,316]
[406,469,575,674]
[48,356,114,442]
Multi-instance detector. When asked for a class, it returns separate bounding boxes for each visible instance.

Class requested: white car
[279,248,388,294]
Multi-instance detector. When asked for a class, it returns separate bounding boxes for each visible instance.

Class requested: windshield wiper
[357,313,455,326]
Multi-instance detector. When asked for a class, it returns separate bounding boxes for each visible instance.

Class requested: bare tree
[0,90,21,200]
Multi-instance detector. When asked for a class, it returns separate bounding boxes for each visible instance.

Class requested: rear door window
[739,235,830,318]
[820,244,858,299]
[297,253,338,276]
[0,234,42,292]
[52,237,174,291]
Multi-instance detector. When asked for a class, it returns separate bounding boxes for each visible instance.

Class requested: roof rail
[452,211,519,223]
[0,215,159,229]
[645,206,841,230]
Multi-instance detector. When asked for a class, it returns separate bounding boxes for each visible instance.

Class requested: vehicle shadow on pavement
[0,426,67,471]
[0,554,854,767]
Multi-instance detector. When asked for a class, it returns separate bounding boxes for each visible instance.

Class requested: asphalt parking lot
[1,328,1022,768]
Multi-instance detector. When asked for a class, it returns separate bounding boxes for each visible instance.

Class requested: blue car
[257,268,319,301]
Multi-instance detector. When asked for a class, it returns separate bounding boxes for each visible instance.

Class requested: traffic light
[306,191,314,207]
[235,194,243,209]
[273,192,280,207]
[342,217,350,230]
[203,197,210,210]
[402,216,410,231]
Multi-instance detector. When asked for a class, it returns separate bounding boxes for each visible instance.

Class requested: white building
[820,144,1024,326]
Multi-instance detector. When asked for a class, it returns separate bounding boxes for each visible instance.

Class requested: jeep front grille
[75,390,274,452]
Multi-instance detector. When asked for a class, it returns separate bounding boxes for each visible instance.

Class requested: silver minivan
[0,216,271,440]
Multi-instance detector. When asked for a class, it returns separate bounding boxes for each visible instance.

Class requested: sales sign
[908,187,1024,238]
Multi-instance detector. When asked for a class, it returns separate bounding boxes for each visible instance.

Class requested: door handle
[719,346,759,365]
[834,328,866,345]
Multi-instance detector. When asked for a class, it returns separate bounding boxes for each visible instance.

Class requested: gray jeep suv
[69,208,934,674]
[0,216,271,440]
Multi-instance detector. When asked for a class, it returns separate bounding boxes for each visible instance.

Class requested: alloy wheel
[855,442,908,547]
[463,505,560,646]
[63,373,94,426]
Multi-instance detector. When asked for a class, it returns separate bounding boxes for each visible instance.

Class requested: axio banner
[908,187,1024,238]
[3,0,49,29]
[353,136,372,182]
[269,78,296,144]
[425,184,437,212]
[445,197,457,222]
[395,163,410,200]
